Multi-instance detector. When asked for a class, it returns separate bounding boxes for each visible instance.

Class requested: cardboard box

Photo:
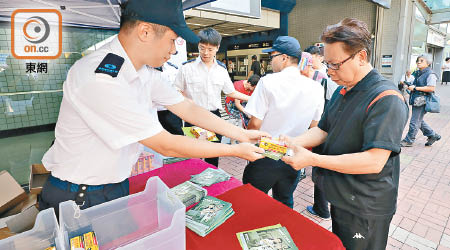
[0,227,16,240]
[0,171,27,214]
[29,164,50,195]
[1,193,37,218]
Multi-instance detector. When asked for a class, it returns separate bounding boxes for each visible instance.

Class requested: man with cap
[243,36,324,208]
[175,27,251,167]
[39,0,267,215]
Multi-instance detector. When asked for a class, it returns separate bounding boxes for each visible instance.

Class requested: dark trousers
[243,157,301,208]
[404,105,435,143]
[313,184,330,218]
[331,205,393,250]
[39,175,129,217]
[157,110,183,135]
[185,109,223,167]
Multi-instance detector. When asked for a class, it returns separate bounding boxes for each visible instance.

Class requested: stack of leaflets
[162,156,189,165]
[237,224,298,250]
[190,168,231,187]
[186,196,234,237]
[170,181,207,207]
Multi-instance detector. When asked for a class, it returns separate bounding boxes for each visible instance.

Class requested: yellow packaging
[259,137,287,154]
[44,247,56,250]
[83,231,99,250]
[70,235,84,250]
[190,126,216,140]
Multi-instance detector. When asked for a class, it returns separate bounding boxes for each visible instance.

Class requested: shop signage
[381,55,392,68]
[228,41,272,50]
[427,29,445,48]
[197,0,261,18]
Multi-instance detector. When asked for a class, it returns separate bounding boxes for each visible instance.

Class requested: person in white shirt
[156,62,184,135]
[174,27,250,166]
[400,69,415,85]
[442,57,450,85]
[243,36,324,208]
[39,0,267,215]
[304,45,338,105]
[398,69,415,97]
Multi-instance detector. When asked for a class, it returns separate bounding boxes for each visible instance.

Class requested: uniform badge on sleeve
[95,53,124,77]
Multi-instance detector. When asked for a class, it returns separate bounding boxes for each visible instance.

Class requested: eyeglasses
[269,53,283,61]
[198,45,217,53]
[325,51,360,70]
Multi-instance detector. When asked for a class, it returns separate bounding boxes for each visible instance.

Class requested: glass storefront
[0,23,117,184]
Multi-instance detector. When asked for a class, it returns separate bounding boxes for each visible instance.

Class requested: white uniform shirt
[244,66,324,138]
[42,37,184,185]
[174,57,235,111]
[157,62,180,111]
[325,78,339,101]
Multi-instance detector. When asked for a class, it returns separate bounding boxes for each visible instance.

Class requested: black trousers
[243,157,301,208]
[39,176,129,217]
[311,167,330,217]
[157,110,183,135]
[312,184,330,217]
[331,205,393,250]
[184,109,222,167]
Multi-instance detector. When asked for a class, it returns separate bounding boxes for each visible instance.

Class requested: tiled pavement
[218,83,450,249]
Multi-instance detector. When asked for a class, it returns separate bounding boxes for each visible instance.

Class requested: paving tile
[400,218,417,231]
[388,237,404,249]
[412,222,429,238]
[393,227,410,243]
[441,234,450,248]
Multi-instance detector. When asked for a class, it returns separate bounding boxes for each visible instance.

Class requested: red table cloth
[129,158,242,196]
[186,184,345,250]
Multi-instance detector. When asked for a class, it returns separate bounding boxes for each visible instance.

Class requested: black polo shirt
[316,69,408,218]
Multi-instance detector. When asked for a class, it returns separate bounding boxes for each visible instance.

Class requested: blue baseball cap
[262,36,301,59]
[122,0,200,43]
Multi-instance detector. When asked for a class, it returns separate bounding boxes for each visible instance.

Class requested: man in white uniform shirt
[156,62,184,135]
[40,0,267,215]
[175,27,250,166]
[243,36,324,208]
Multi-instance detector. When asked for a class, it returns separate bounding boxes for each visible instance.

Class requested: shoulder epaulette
[95,53,124,78]
[166,61,178,69]
[182,59,196,65]
[217,60,226,69]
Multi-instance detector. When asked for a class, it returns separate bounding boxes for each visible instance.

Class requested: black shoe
[400,140,413,147]
[306,206,330,220]
[425,134,441,146]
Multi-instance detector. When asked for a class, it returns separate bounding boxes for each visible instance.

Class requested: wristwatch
[413,86,416,91]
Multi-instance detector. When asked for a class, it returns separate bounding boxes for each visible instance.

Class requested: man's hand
[279,135,294,146]
[408,85,415,91]
[232,142,265,161]
[240,129,271,144]
[282,143,316,170]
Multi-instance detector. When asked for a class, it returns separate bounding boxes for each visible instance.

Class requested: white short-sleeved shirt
[157,62,180,111]
[174,57,235,110]
[402,74,415,83]
[244,66,324,138]
[443,62,450,72]
[42,37,184,185]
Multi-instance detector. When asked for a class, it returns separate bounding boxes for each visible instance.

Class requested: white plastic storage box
[0,208,63,250]
[59,176,186,250]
